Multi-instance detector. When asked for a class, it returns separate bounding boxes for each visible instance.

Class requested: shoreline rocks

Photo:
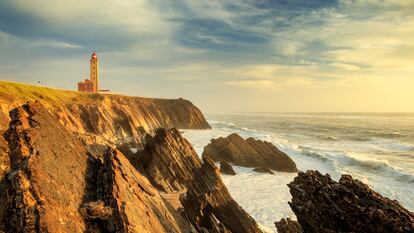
[277,170,414,233]
[220,161,237,175]
[203,133,297,173]
[253,167,274,174]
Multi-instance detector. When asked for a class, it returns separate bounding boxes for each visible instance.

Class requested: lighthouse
[77,52,99,93]
[90,52,99,93]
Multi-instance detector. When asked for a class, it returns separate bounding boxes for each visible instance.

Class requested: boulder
[220,161,236,175]
[287,170,414,233]
[203,133,297,172]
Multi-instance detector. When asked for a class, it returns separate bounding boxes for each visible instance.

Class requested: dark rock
[253,167,274,174]
[80,201,112,220]
[275,218,302,233]
[287,170,414,233]
[137,128,202,192]
[182,156,261,233]
[203,133,297,172]
[0,130,10,232]
[220,161,236,175]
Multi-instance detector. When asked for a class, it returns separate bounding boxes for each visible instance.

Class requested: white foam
[182,118,414,232]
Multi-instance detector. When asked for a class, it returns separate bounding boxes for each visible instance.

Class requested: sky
[0,0,413,113]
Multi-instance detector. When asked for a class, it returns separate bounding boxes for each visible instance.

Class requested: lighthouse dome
[91,52,97,59]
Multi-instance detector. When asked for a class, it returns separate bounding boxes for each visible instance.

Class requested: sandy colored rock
[220,161,236,175]
[4,102,91,232]
[203,133,297,172]
[287,170,414,233]
[88,147,194,233]
[136,128,263,233]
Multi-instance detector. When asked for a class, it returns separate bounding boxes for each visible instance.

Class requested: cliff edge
[0,81,210,149]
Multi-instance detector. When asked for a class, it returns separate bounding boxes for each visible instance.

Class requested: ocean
[182,113,414,233]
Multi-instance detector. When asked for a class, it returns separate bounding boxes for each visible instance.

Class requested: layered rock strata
[135,128,262,233]
[203,133,297,172]
[3,102,91,232]
[83,147,194,233]
[0,81,210,152]
[283,170,414,233]
[220,161,236,175]
[0,101,262,233]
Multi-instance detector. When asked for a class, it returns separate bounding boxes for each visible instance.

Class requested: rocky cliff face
[0,81,210,153]
[3,102,91,232]
[0,93,262,232]
[83,147,195,233]
[134,128,262,233]
[277,170,414,233]
[203,133,297,172]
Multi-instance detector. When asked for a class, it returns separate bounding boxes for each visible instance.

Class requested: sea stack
[203,133,297,173]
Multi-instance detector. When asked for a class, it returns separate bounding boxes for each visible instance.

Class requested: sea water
[182,113,414,233]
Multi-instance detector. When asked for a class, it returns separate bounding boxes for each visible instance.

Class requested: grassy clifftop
[0,80,210,145]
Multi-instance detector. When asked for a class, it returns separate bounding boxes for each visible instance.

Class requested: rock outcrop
[3,101,91,232]
[84,147,194,233]
[285,170,414,233]
[135,128,262,233]
[136,128,202,192]
[182,156,261,233]
[274,218,302,233]
[220,161,236,175]
[203,133,297,173]
[0,131,10,231]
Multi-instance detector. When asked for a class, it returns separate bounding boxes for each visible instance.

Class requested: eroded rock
[136,128,263,233]
[287,170,414,233]
[88,147,194,233]
[4,102,91,232]
[274,218,302,233]
[220,161,236,175]
[203,133,297,173]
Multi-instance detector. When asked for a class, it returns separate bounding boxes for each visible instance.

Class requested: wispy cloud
[0,0,413,112]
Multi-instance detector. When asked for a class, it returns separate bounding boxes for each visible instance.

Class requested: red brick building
[77,79,94,92]
[78,52,99,93]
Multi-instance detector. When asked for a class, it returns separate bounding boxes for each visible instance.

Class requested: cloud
[226,79,274,89]
[0,0,413,112]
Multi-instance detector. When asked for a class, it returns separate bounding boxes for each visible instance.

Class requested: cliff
[0,81,210,150]
[0,101,262,232]
[134,128,262,232]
